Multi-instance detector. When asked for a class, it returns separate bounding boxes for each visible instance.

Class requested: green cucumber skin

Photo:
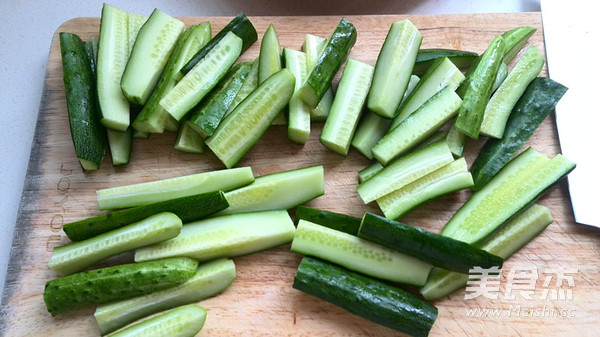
[295,206,361,236]
[109,304,207,337]
[133,24,211,133]
[293,257,438,337]
[59,33,106,171]
[480,45,545,139]
[299,17,357,108]
[43,257,198,316]
[49,212,183,276]
[502,26,537,64]
[205,68,296,168]
[455,35,506,139]
[492,62,508,93]
[412,48,478,75]
[442,148,575,244]
[421,204,553,300]
[63,191,228,242]
[225,58,259,118]
[359,213,503,273]
[181,12,258,74]
[368,20,422,118]
[95,258,235,335]
[188,61,253,138]
[471,77,568,190]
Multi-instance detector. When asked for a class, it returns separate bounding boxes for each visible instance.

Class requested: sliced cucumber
[472,77,568,190]
[220,165,324,215]
[133,23,212,133]
[302,34,333,121]
[121,9,185,105]
[421,204,553,300]
[95,258,235,335]
[392,56,464,128]
[205,69,295,168]
[373,86,461,165]
[96,3,130,131]
[291,220,431,285]
[59,33,106,171]
[258,24,282,84]
[174,121,205,153]
[135,210,296,262]
[43,257,198,316]
[441,148,575,243]
[106,127,132,166]
[357,162,384,183]
[294,257,438,337]
[455,35,506,139]
[160,31,242,121]
[502,26,537,64]
[357,140,454,203]
[109,304,207,337]
[224,58,259,118]
[294,206,362,236]
[49,212,182,276]
[320,59,373,155]
[351,74,420,160]
[181,12,257,74]
[480,45,545,138]
[368,19,422,118]
[297,17,356,108]
[126,13,148,56]
[187,61,253,138]
[64,191,228,242]
[376,158,473,220]
[97,167,254,210]
[285,48,311,144]
[358,213,503,273]
[492,62,508,93]
[446,123,466,157]
[412,48,478,75]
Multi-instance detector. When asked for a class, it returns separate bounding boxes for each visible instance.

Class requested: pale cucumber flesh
[320,58,374,156]
[291,220,432,285]
[109,304,207,337]
[220,165,324,215]
[135,210,296,262]
[96,167,254,210]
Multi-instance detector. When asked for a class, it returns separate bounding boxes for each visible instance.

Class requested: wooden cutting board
[2,12,599,337]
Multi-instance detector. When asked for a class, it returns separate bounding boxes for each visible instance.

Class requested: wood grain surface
[2,13,599,337]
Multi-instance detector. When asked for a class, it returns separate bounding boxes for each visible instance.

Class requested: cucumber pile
[55,4,574,337]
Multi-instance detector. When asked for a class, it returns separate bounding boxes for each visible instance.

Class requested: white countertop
[0,0,537,296]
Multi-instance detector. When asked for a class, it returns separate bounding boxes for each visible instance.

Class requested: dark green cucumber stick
[181,12,257,75]
[187,62,253,138]
[59,32,106,171]
[358,213,503,273]
[455,35,505,139]
[44,257,198,316]
[297,17,357,108]
[412,48,478,76]
[294,206,362,235]
[502,26,536,63]
[63,191,228,241]
[293,257,438,337]
[471,77,568,190]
